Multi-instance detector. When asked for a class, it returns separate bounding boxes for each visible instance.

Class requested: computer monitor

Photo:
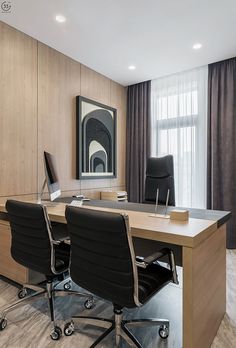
[38,151,61,203]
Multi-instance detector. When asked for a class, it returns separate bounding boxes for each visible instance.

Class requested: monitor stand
[37,179,47,204]
[37,179,58,207]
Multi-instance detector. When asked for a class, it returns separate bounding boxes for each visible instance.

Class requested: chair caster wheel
[64,281,72,290]
[18,288,27,299]
[159,324,169,339]
[64,321,75,336]
[0,318,7,331]
[84,298,95,309]
[50,326,62,340]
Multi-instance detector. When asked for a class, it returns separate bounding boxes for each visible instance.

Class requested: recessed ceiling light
[193,43,202,50]
[55,15,66,23]
[128,65,136,70]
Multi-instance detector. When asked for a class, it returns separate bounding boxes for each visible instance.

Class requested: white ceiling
[1,0,236,86]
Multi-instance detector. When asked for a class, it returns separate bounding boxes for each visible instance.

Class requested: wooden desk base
[0,220,44,285]
[183,225,226,348]
[0,199,227,348]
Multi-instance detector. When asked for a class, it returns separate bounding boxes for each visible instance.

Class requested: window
[151,67,208,208]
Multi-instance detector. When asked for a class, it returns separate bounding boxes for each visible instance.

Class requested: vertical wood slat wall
[0,22,126,198]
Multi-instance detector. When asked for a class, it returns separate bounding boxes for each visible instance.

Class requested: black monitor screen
[44,151,58,184]
[43,151,61,201]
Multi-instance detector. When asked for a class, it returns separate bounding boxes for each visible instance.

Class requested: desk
[0,198,231,348]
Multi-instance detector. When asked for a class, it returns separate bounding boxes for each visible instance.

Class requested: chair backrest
[6,200,54,276]
[65,206,140,308]
[145,155,175,206]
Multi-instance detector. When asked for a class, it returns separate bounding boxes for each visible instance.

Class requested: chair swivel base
[0,278,95,341]
[64,307,169,348]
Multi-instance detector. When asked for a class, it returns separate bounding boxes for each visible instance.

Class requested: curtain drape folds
[151,67,208,208]
[126,81,151,203]
[207,57,236,248]
[126,58,236,248]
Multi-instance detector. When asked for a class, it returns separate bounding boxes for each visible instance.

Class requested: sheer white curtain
[151,66,208,208]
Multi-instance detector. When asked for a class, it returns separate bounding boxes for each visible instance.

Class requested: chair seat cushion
[138,262,173,304]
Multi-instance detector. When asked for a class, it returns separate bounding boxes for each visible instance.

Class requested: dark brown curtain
[207,57,236,248]
[126,81,151,203]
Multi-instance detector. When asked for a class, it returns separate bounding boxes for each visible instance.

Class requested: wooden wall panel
[80,64,114,192]
[0,22,126,199]
[110,81,127,189]
[81,64,111,105]
[80,66,127,193]
[38,43,81,193]
[0,22,38,196]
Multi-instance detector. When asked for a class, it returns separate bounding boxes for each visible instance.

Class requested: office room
[0,0,235,347]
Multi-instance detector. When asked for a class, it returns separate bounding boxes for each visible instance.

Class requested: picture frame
[76,96,117,179]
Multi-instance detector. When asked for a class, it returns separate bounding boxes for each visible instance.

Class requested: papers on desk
[149,213,170,219]
[69,200,83,207]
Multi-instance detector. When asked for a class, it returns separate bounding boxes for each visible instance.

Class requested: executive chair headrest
[146,155,174,178]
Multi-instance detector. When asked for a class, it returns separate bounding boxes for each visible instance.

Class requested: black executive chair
[0,200,94,340]
[134,155,176,261]
[144,155,175,206]
[64,207,178,347]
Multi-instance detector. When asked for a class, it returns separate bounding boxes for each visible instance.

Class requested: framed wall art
[76,96,117,179]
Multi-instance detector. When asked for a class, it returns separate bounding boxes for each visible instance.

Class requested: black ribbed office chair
[64,207,178,347]
[0,200,94,340]
[145,155,175,206]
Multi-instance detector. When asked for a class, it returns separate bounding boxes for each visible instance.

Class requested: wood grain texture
[0,22,38,196]
[183,225,226,348]
[0,22,127,199]
[80,64,111,105]
[37,43,81,193]
[110,82,127,188]
[37,202,217,247]
[0,201,218,248]
[0,222,28,284]
[80,64,113,191]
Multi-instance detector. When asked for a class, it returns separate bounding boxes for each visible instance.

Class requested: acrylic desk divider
[149,188,170,219]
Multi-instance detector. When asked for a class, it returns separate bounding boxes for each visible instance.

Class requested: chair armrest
[135,260,147,268]
[52,239,62,245]
[51,235,70,245]
[135,248,179,284]
[135,248,170,267]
